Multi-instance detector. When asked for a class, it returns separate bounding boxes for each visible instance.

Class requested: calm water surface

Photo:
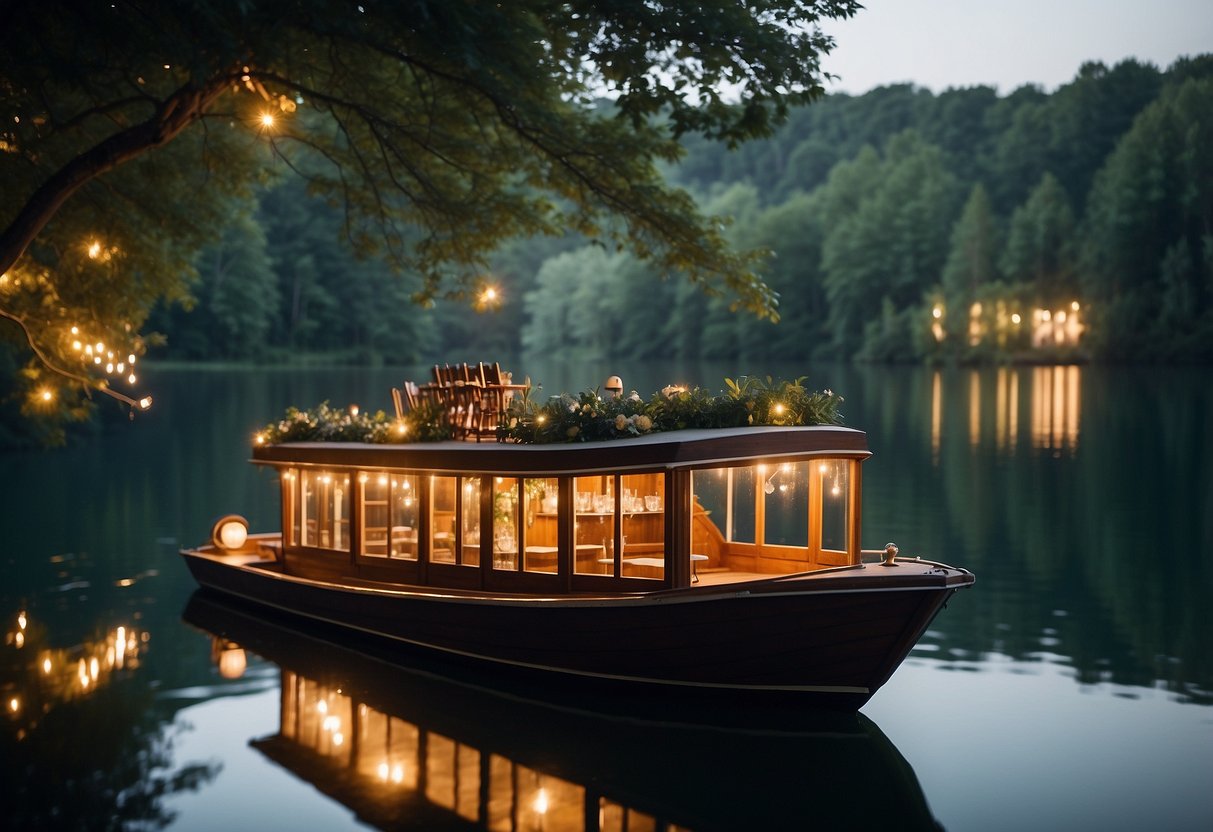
[2,360,1210,831]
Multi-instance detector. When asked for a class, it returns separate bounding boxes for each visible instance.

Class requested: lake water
[2,360,1210,831]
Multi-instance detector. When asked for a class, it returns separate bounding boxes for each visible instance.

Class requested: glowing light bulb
[128,373,137,385]
[38,388,53,403]
[138,396,153,410]
[87,241,102,259]
[378,762,390,781]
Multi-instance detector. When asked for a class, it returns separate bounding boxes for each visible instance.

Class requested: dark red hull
[182,547,973,709]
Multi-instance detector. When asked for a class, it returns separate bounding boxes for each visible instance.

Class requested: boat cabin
[252,426,870,593]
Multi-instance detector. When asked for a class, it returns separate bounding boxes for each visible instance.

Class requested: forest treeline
[149,55,1213,365]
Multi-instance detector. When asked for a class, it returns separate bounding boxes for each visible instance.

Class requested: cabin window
[460,477,481,567]
[818,460,850,553]
[430,476,457,563]
[762,462,809,546]
[358,472,418,560]
[301,470,350,550]
[574,475,613,575]
[620,472,664,580]
[283,468,299,546]
[729,466,756,543]
[521,477,558,573]
[491,477,520,570]
[389,474,419,559]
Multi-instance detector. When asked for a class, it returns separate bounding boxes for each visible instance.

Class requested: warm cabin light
[932,306,942,319]
[38,388,53,403]
[378,475,388,486]
[1071,301,1080,311]
[534,788,549,815]
[70,326,79,335]
[213,515,250,551]
[13,632,24,649]
[358,473,369,484]
[72,340,82,350]
[254,433,266,445]
[138,396,153,410]
[259,112,275,128]
[482,287,497,302]
[317,700,328,714]
[42,657,52,674]
[89,657,99,680]
[1011,313,1022,325]
[106,362,114,373]
[115,627,126,665]
[218,647,247,679]
[819,463,828,474]
[17,612,26,630]
[773,403,785,416]
[392,765,404,783]
[332,732,344,746]
[128,374,138,385]
[395,420,407,436]
[8,697,17,713]
[378,762,390,781]
[348,404,360,417]
[87,241,102,259]
[1057,310,1067,323]
[536,415,546,425]
[831,484,841,496]
[128,354,136,364]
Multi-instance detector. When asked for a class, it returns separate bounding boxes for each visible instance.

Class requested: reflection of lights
[317,700,328,714]
[333,732,344,746]
[378,762,389,781]
[8,697,18,713]
[831,484,841,497]
[323,715,340,732]
[534,787,549,815]
[42,657,52,674]
[14,631,24,649]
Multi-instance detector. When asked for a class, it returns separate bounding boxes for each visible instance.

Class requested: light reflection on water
[1,361,1211,830]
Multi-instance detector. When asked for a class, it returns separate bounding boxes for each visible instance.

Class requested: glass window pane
[819,460,850,552]
[522,478,559,574]
[763,462,808,547]
[492,477,519,570]
[691,468,728,567]
[574,475,612,575]
[360,471,389,557]
[461,477,481,567]
[284,469,299,546]
[730,466,756,543]
[621,472,663,580]
[302,471,349,550]
[431,476,456,563]
[390,474,419,560]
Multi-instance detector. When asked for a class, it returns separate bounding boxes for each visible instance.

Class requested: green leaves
[499,375,844,444]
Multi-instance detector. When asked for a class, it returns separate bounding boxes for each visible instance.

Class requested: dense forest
[148,55,1213,366]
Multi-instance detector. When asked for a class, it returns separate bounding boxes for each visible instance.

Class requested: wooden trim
[253,426,870,475]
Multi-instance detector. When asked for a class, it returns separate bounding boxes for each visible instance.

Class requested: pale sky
[820,0,1213,95]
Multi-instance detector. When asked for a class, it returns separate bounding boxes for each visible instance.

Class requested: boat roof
[252,425,870,475]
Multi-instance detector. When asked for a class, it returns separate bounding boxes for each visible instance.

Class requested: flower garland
[255,376,843,446]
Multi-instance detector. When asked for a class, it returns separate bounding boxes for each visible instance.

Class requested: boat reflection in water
[185,594,942,831]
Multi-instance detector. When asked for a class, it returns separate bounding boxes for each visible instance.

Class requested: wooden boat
[182,424,973,710]
[183,592,943,830]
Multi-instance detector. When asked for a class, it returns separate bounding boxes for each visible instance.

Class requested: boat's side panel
[183,552,957,707]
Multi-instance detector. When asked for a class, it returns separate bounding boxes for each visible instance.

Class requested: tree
[1001,172,1078,306]
[939,183,1001,347]
[0,0,862,434]
[1082,77,1213,360]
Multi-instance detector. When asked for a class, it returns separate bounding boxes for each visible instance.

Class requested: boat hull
[181,545,972,709]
